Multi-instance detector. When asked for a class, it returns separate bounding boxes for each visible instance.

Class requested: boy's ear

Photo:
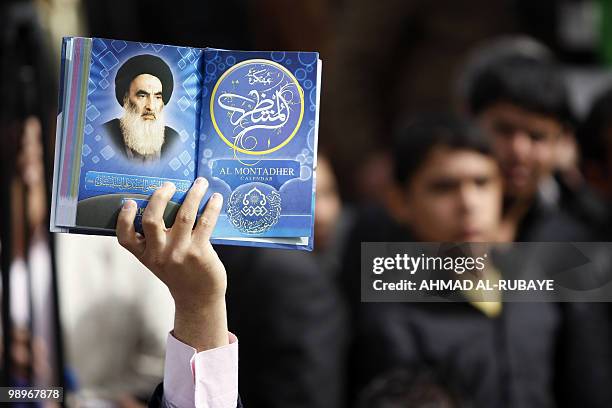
[384,182,412,225]
[555,130,579,172]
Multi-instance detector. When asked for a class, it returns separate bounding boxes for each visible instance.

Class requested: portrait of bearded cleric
[103,54,179,162]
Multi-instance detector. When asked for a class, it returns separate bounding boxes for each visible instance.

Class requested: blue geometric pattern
[183,73,199,99]
[179,150,191,165]
[177,47,191,58]
[86,105,100,121]
[92,38,107,57]
[179,129,189,142]
[100,145,115,160]
[111,40,127,53]
[88,78,97,95]
[177,96,190,111]
[169,158,181,171]
[99,51,119,71]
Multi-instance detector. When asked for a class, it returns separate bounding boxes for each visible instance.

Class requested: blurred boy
[341,115,578,407]
[387,115,502,242]
[466,54,595,241]
[464,47,612,408]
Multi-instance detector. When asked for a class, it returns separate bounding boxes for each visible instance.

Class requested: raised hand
[116,178,228,351]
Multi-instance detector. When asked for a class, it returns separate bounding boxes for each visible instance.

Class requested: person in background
[341,114,608,407]
[0,2,63,401]
[465,52,597,241]
[2,116,60,408]
[458,36,608,233]
[461,40,612,408]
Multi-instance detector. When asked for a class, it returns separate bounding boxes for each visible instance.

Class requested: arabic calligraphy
[246,67,272,85]
[217,84,296,152]
[85,171,191,194]
[211,59,304,156]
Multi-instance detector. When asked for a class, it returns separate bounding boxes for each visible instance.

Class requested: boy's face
[403,147,502,242]
[476,102,563,200]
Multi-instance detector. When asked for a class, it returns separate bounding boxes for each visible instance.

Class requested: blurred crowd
[2,0,612,407]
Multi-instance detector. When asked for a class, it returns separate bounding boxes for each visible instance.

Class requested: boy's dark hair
[393,114,493,186]
[577,88,612,166]
[467,55,573,127]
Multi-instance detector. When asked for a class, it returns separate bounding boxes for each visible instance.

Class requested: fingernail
[212,192,223,201]
[163,181,175,190]
[195,177,207,185]
[122,200,135,210]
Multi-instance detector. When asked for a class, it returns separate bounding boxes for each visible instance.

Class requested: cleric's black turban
[114,54,173,106]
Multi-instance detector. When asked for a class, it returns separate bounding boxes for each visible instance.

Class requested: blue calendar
[50,37,321,251]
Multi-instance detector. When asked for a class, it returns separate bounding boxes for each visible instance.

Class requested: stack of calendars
[50,37,321,250]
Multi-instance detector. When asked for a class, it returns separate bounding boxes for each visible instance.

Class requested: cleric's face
[126,74,164,119]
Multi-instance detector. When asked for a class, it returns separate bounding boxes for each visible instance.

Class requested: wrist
[173,297,229,351]
[174,296,225,320]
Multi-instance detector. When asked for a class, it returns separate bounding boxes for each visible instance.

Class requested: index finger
[170,177,208,241]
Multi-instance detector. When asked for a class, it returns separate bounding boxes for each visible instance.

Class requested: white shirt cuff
[163,332,238,408]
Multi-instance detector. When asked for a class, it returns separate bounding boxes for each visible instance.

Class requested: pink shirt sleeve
[163,332,238,408]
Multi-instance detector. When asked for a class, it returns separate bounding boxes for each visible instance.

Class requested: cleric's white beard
[119,103,166,156]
